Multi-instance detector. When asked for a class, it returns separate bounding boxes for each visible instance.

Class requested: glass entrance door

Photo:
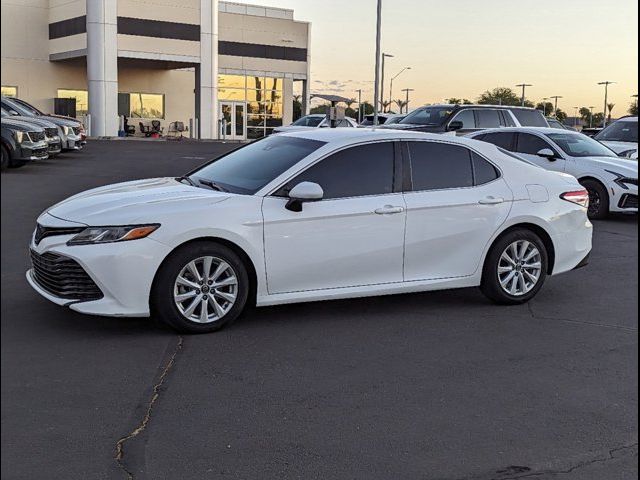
[219,102,246,140]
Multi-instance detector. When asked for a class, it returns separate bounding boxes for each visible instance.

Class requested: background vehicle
[546,117,577,131]
[1,97,85,151]
[1,118,49,169]
[594,116,638,159]
[273,115,358,134]
[1,107,61,156]
[359,113,406,126]
[380,104,549,135]
[27,129,592,333]
[469,127,638,218]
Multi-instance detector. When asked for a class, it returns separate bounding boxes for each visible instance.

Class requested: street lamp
[390,67,411,110]
[380,53,394,112]
[589,106,595,128]
[373,0,382,127]
[356,89,363,124]
[516,83,533,106]
[550,96,563,117]
[598,81,615,127]
[402,88,415,114]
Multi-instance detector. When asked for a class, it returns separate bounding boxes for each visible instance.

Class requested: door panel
[262,194,406,294]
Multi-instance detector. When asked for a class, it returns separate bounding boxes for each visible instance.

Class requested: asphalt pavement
[1,140,637,480]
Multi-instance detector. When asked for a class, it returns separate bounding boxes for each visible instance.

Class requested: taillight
[560,189,589,208]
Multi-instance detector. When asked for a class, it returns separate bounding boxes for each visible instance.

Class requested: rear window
[510,109,548,127]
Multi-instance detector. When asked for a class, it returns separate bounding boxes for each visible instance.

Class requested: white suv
[594,116,638,159]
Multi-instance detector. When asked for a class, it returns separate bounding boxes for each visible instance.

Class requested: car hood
[583,156,638,177]
[1,118,43,132]
[599,140,638,155]
[35,115,81,127]
[10,115,58,129]
[47,177,231,225]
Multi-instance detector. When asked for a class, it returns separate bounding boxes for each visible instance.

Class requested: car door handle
[374,205,405,215]
[478,196,505,205]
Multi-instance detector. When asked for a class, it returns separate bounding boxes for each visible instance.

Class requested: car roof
[418,104,539,111]
[614,116,638,123]
[468,126,578,136]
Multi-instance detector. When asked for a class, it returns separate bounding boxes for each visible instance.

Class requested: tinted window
[279,142,395,199]
[481,132,516,151]
[400,106,454,126]
[516,133,556,155]
[476,109,501,128]
[595,120,638,143]
[472,153,500,185]
[291,115,324,127]
[452,109,475,129]
[510,109,548,127]
[502,111,516,127]
[191,136,326,195]
[408,142,473,191]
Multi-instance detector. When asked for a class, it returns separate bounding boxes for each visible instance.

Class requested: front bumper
[26,223,172,317]
[16,141,49,161]
[47,138,62,155]
[609,181,638,213]
[62,133,83,150]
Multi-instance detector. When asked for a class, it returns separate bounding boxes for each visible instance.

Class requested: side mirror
[448,120,463,132]
[537,148,557,161]
[9,110,19,116]
[286,182,324,212]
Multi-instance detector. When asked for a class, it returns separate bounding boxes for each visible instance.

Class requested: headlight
[605,170,638,190]
[62,125,71,135]
[619,149,638,159]
[14,131,27,143]
[67,224,160,246]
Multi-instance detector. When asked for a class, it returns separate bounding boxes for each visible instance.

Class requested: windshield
[595,120,638,143]
[546,132,619,158]
[188,135,327,195]
[291,116,324,127]
[400,107,454,126]
[2,98,35,117]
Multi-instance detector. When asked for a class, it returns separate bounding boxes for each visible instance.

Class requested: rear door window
[407,142,474,191]
[516,133,558,155]
[480,132,517,151]
[510,109,548,127]
[476,109,502,128]
[451,109,476,129]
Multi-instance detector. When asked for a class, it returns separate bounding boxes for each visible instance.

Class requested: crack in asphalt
[494,442,638,479]
[114,336,184,479]
[527,302,638,332]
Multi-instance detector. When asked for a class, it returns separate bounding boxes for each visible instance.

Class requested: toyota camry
[27,129,593,333]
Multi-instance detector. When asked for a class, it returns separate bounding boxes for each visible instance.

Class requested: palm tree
[381,100,392,113]
[394,99,408,114]
[344,98,356,110]
[607,103,616,123]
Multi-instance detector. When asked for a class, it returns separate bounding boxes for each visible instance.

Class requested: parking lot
[1,140,637,480]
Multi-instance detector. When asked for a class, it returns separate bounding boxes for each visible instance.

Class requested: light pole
[373,0,382,127]
[402,88,415,114]
[380,53,394,112]
[598,81,615,127]
[389,67,410,110]
[356,89,363,124]
[516,83,533,106]
[589,106,595,128]
[550,96,563,117]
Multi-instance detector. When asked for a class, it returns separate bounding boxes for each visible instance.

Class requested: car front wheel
[480,229,548,305]
[151,241,250,333]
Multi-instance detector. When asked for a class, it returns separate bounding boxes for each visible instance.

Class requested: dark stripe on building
[49,16,86,40]
[219,41,307,62]
[117,17,200,41]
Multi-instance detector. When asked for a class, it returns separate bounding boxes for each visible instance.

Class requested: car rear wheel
[151,241,249,333]
[580,179,609,219]
[480,229,548,305]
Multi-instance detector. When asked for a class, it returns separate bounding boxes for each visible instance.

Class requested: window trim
[267,140,401,201]
[402,139,503,194]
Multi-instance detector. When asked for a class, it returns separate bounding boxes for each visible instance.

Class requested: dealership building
[1,0,311,140]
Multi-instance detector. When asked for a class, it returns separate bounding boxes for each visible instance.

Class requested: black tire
[480,228,548,305]
[151,241,250,334]
[0,145,8,170]
[580,178,609,220]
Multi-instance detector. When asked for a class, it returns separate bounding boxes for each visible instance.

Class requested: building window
[219,75,284,139]
[57,89,89,116]
[1,86,18,97]
[127,93,165,119]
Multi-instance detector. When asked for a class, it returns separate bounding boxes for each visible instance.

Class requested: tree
[478,87,525,106]
[607,103,616,122]
[446,98,472,105]
[394,99,408,114]
[360,102,374,116]
[535,101,555,117]
[292,95,303,121]
[381,100,392,113]
[555,109,568,123]
[629,102,639,116]
[579,107,591,122]
[310,104,330,115]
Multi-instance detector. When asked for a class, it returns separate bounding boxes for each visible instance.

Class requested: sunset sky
[243,0,638,115]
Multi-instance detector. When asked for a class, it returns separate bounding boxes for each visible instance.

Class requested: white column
[87,0,118,137]
[200,0,219,139]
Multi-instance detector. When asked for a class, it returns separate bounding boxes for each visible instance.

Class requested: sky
[240,0,638,115]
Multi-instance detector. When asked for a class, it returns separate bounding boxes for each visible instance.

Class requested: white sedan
[273,114,358,134]
[468,127,638,219]
[27,130,593,333]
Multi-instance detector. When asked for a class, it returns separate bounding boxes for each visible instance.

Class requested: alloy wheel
[498,240,542,297]
[587,188,601,217]
[173,256,238,323]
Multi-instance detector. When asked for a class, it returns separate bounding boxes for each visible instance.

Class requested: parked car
[546,117,577,131]
[359,113,405,126]
[1,117,49,169]
[1,96,85,151]
[27,129,592,333]
[273,114,358,134]
[1,107,62,156]
[468,127,638,219]
[594,116,638,159]
[380,104,549,135]
[581,128,603,138]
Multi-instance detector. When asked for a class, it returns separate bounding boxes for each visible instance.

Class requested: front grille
[619,194,638,209]
[72,126,81,135]
[48,143,60,152]
[621,178,638,187]
[33,148,48,158]
[34,224,85,245]
[45,127,58,138]
[28,131,46,142]
[30,250,103,301]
